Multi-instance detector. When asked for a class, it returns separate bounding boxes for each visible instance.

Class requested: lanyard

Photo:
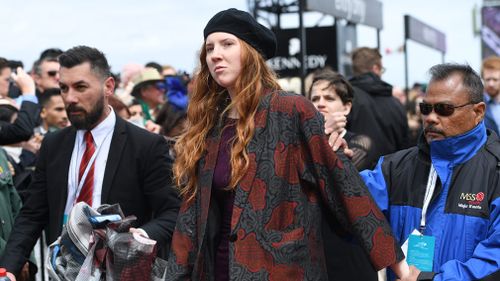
[420,164,437,232]
[73,148,99,205]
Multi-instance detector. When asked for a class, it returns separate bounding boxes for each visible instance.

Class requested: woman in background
[309,70,378,281]
[309,70,372,171]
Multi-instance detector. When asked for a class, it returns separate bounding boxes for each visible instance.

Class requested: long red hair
[173,38,281,202]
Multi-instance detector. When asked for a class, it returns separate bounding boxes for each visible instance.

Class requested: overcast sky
[0,0,484,88]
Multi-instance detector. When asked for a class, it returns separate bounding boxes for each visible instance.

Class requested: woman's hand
[145,120,161,134]
[328,131,353,158]
[11,67,36,95]
[324,111,348,135]
[7,271,16,281]
[390,259,422,281]
[17,262,30,281]
[395,265,421,281]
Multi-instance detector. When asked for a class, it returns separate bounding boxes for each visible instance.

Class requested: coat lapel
[101,117,127,203]
[55,127,77,223]
[230,92,273,230]
[196,91,274,250]
[195,123,222,248]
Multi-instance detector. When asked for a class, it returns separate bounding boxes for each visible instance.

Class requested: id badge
[62,214,68,226]
[407,234,435,271]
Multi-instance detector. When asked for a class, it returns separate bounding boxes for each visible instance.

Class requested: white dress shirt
[64,107,116,217]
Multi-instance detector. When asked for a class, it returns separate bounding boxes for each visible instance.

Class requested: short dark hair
[428,63,484,104]
[156,102,187,136]
[309,70,354,104]
[39,88,62,108]
[32,57,59,76]
[145,62,163,74]
[0,57,8,72]
[130,98,142,107]
[58,46,111,80]
[39,48,64,60]
[351,47,382,75]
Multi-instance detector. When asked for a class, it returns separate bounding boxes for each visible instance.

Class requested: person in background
[145,61,163,75]
[107,94,130,120]
[346,47,410,169]
[392,86,407,106]
[155,102,187,158]
[481,56,500,135]
[309,70,372,171]
[127,98,145,128]
[0,58,41,281]
[36,88,69,134]
[309,70,376,281]
[114,63,144,105]
[162,65,177,77]
[38,48,63,61]
[31,57,60,98]
[0,141,36,281]
[0,58,40,145]
[361,63,500,281]
[130,68,166,121]
[406,83,426,146]
[166,8,411,281]
[0,100,41,200]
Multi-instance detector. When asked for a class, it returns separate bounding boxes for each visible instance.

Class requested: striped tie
[77,131,95,205]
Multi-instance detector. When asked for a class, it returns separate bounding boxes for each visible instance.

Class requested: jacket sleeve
[432,196,500,281]
[0,132,50,275]
[138,135,180,251]
[360,157,390,215]
[295,97,404,270]
[0,101,40,145]
[166,198,198,281]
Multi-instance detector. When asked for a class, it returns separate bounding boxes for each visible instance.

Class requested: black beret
[203,8,277,59]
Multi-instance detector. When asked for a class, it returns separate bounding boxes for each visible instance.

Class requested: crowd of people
[0,7,499,281]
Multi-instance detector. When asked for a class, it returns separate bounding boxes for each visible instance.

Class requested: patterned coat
[167,91,404,280]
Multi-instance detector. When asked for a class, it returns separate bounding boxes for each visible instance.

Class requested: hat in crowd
[203,8,277,59]
[131,68,164,97]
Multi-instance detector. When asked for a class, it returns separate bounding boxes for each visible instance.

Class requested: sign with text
[405,15,447,53]
[307,0,383,29]
[267,26,337,77]
[481,6,500,58]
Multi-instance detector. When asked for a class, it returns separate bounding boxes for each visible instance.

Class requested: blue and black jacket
[361,122,500,280]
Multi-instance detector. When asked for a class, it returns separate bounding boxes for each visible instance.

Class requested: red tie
[77,131,95,205]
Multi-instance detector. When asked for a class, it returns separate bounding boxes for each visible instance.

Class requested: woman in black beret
[167,8,411,281]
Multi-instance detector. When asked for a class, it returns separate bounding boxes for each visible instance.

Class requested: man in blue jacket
[361,63,500,281]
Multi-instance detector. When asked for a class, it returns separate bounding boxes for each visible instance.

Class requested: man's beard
[66,94,105,130]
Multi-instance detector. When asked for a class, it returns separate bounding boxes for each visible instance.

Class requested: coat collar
[429,121,487,168]
[55,126,77,224]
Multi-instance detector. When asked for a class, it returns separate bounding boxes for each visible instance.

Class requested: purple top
[212,120,236,281]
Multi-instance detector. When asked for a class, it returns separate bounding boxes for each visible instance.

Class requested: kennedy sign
[307,0,383,29]
[268,26,337,77]
[405,15,447,53]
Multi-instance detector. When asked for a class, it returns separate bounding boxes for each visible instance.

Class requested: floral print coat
[166,91,404,280]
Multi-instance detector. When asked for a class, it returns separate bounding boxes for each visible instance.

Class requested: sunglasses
[47,70,58,77]
[419,102,474,117]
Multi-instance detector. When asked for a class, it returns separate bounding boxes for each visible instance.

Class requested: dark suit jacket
[347,73,410,168]
[0,116,180,275]
[0,101,40,145]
